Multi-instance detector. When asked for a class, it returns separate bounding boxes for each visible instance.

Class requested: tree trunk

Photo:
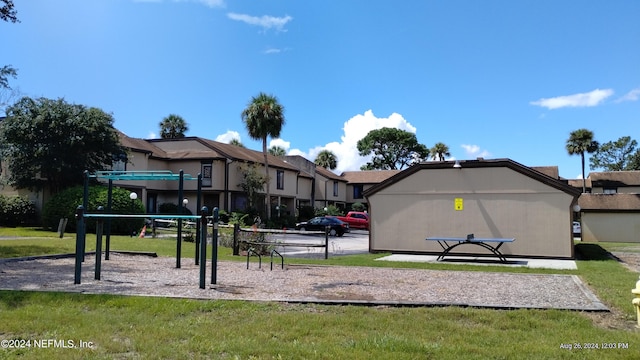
[581,152,586,193]
[263,137,271,219]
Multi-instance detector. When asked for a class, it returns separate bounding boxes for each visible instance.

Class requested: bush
[229,212,251,226]
[351,202,366,212]
[297,205,315,222]
[218,209,229,224]
[42,185,145,235]
[158,202,192,215]
[0,195,37,227]
[315,205,343,217]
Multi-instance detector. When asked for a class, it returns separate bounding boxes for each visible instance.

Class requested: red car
[331,211,369,230]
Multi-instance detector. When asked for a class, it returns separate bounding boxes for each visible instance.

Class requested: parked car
[573,221,581,235]
[331,211,369,230]
[295,217,350,237]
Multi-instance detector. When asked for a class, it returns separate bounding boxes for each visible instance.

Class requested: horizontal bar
[89,170,197,181]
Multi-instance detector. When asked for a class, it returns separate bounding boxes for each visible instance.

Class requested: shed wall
[581,212,640,243]
[368,167,575,258]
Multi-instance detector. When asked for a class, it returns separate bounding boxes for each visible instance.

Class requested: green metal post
[74,206,85,284]
[82,171,89,262]
[211,207,219,284]
[232,223,240,256]
[176,169,184,268]
[105,180,113,260]
[95,206,104,280]
[199,206,208,289]
[325,226,329,260]
[195,173,202,265]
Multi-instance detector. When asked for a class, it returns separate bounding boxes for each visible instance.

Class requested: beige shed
[364,159,581,259]
[578,194,640,243]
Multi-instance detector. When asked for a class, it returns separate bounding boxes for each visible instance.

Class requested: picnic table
[425,233,515,263]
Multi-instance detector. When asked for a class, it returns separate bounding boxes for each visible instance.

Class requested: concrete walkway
[377,254,577,270]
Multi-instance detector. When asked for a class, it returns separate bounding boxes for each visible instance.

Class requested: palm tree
[229,138,245,147]
[241,92,285,219]
[159,114,188,139]
[269,146,286,157]
[314,149,338,170]
[429,142,451,161]
[566,128,599,193]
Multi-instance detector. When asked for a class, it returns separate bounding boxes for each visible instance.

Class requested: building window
[603,188,617,194]
[333,181,338,197]
[201,162,212,187]
[111,153,127,172]
[353,184,364,199]
[277,170,284,190]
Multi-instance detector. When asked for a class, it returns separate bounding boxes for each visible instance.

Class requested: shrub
[158,202,193,215]
[297,205,315,222]
[0,195,37,227]
[229,212,251,226]
[218,209,230,224]
[351,202,366,212]
[315,205,343,217]
[42,185,145,234]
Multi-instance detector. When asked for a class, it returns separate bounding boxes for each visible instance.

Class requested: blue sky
[2,0,639,179]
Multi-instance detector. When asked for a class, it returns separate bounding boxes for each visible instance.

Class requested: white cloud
[264,48,281,54]
[530,88,613,109]
[615,88,640,103]
[227,13,293,32]
[215,130,241,143]
[269,138,290,151]
[288,110,418,173]
[461,144,491,158]
[147,131,158,139]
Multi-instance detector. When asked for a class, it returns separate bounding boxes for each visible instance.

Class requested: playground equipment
[73,170,220,289]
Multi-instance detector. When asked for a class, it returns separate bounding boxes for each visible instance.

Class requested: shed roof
[364,158,581,197]
[578,193,640,211]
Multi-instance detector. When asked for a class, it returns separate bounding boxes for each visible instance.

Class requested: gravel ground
[0,253,608,311]
[611,252,640,273]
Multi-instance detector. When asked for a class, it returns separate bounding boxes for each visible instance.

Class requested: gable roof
[578,193,640,211]
[567,178,592,189]
[364,158,581,197]
[118,131,168,157]
[315,166,346,182]
[340,170,401,184]
[588,171,640,187]
[139,137,300,171]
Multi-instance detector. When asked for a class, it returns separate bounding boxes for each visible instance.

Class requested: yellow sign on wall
[454,198,464,211]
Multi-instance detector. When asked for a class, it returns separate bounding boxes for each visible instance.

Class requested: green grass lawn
[1,228,639,359]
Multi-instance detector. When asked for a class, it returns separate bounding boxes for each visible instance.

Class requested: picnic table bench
[425,234,515,263]
[243,240,327,270]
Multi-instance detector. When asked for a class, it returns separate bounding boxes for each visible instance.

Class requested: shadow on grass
[0,245,62,258]
[575,243,612,261]
[0,290,117,310]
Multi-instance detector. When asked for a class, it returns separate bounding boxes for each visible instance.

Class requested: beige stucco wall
[367,167,576,258]
[581,212,640,243]
[297,177,313,201]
